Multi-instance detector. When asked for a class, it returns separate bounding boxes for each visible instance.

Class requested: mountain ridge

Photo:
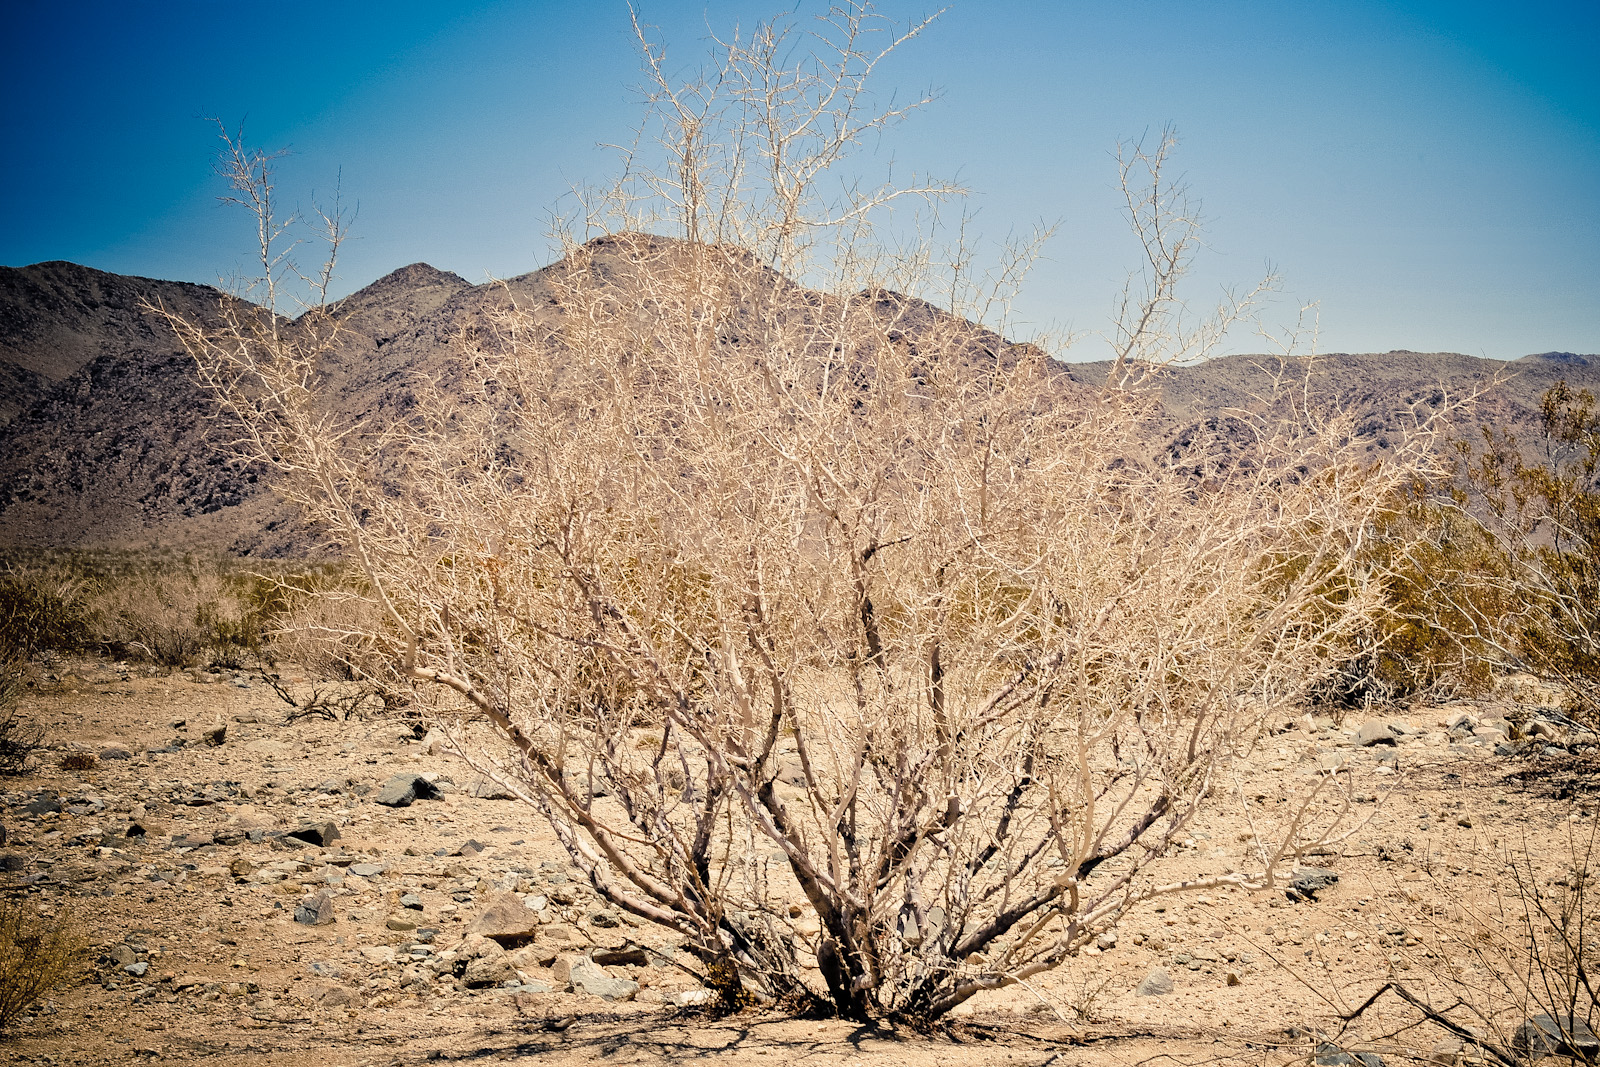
[1,252,1595,554]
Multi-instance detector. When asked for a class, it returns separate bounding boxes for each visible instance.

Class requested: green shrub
[0,899,85,1032]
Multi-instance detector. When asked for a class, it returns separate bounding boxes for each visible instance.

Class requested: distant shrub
[0,899,86,1031]
[0,656,39,776]
[1323,487,1511,709]
[1451,381,1600,722]
[0,564,97,660]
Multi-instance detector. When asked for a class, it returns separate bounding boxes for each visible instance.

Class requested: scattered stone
[452,839,486,858]
[123,961,148,977]
[169,832,214,849]
[565,957,638,1002]
[1136,968,1174,996]
[510,943,560,969]
[386,917,418,932]
[673,988,716,1007]
[98,744,133,761]
[311,984,361,1009]
[462,953,515,989]
[1514,1014,1600,1060]
[24,793,62,816]
[286,822,340,848]
[1224,969,1242,986]
[1354,722,1397,747]
[1287,867,1339,902]
[468,779,517,801]
[349,862,384,878]
[467,890,543,947]
[374,773,440,808]
[1315,1042,1384,1067]
[399,893,424,910]
[294,890,337,926]
[201,722,227,747]
[592,944,649,966]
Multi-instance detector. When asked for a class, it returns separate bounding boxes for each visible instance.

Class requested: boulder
[467,890,542,947]
[375,773,441,808]
[1354,722,1397,747]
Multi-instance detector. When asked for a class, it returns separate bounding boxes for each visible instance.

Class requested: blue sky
[2,0,1595,360]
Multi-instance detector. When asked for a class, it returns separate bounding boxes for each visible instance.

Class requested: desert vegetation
[150,1,1493,1026]
[0,1,1590,1057]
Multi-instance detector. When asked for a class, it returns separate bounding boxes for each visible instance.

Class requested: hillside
[0,246,1595,554]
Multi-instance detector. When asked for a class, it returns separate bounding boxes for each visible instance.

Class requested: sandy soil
[1,657,1593,1066]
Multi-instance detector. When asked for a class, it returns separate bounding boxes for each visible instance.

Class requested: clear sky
[2,0,1595,360]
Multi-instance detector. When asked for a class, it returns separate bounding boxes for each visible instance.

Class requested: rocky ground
[1,658,1595,1066]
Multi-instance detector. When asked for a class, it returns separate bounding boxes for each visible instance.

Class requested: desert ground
[1,657,1593,1066]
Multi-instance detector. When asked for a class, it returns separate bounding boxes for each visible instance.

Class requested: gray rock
[24,793,61,816]
[1354,722,1397,747]
[468,778,517,801]
[1135,967,1174,996]
[294,890,337,926]
[566,957,638,1002]
[123,961,148,977]
[98,745,133,761]
[399,893,424,910]
[375,773,440,808]
[1287,866,1339,902]
[286,822,340,847]
[348,862,384,878]
[109,944,138,968]
[1316,1043,1385,1067]
[1514,1014,1600,1060]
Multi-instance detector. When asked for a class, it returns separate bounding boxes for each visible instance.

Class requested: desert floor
[1,658,1593,1066]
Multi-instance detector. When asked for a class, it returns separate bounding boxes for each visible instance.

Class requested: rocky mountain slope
[0,244,1595,555]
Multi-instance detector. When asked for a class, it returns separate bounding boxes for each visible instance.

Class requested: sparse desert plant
[91,553,249,667]
[160,2,1446,1023]
[0,899,86,1032]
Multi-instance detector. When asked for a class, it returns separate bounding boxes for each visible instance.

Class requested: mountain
[0,261,226,427]
[0,261,469,555]
[0,245,1595,555]
[1063,349,1600,464]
